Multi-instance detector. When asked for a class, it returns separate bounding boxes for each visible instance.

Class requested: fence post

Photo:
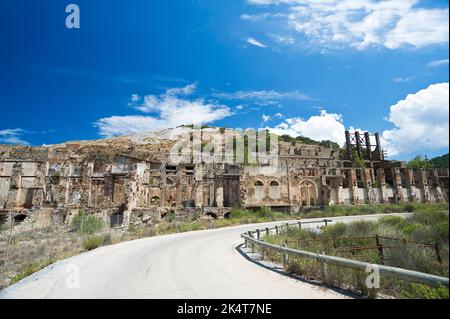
[319,251,328,283]
[275,225,279,236]
[283,242,288,268]
[434,243,442,264]
[375,235,384,265]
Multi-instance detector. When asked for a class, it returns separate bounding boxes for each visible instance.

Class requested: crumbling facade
[0,128,448,229]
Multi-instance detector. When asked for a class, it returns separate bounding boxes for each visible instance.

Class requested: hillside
[429,153,449,168]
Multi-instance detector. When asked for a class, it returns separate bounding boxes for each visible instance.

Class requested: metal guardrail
[241,219,449,288]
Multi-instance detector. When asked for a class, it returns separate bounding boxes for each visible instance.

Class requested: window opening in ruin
[254,180,264,200]
[150,196,160,205]
[110,203,125,227]
[269,180,280,199]
[205,212,218,219]
[14,214,27,222]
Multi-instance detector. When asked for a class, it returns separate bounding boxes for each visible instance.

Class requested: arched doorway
[299,180,317,207]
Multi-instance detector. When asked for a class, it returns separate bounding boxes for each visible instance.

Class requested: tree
[406,155,433,169]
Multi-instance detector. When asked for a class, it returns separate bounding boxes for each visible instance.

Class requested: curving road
[0,213,411,299]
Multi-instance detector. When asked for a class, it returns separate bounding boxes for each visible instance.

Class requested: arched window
[254,181,264,200]
[269,181,280,199]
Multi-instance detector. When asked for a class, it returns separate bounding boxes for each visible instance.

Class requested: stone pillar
[364,132,372,162]
[378,168,387,203]
[392,167,404,203]
[195,165,203,208]
[418,169,428,203]
[349,168,357,204]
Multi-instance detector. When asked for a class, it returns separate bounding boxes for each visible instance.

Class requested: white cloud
[212,89,311,101]
[275,112,284,118]
[131,94,140,102]
[246,0,449,50]
[262,114,271,123]
[381,82,449,156]
[393,76,414,83]
[0,128,30,145]
[95,84,233,138]
[267,110,348,145]
[246,37,268,48]
[427,59,449,67]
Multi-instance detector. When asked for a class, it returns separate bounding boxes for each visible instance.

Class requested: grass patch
[261,207,449,299]
[10,259,56,285]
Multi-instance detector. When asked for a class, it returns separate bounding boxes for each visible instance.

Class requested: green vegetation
[278,134,340,150]
[260,206,449,298]
[71,210,104,235]
[352,151,365,168]
[407,155,434,169]
[83,236,104,251]
[300,202,448,219]
[429,153,449,169]
[10,259,56,285]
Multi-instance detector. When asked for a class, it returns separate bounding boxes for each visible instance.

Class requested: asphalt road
[0,213,411,299]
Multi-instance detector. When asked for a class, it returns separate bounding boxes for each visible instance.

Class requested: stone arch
[254,180,265,200]
[269,180,280,199]
[299,179,318,207]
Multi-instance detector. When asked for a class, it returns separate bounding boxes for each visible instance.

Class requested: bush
[83,236,103,251]
[71,210,104,235]
[403,203,415,212]
[165,211,176,222]
[257,206,273,219]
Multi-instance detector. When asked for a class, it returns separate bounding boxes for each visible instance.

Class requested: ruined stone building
[0,128,448,229]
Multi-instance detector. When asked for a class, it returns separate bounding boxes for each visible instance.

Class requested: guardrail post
[286,223,289,233]
[275,225,279,236]
[324,219,328,227]
[248,231,254,252]
[256,229,260,240]
[319,251,328,283]
[298,221,302,230]
[265,227,269,237]
[283,242,288,268]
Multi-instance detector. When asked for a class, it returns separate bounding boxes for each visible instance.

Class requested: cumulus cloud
[0,128,30,145]
[95,84,233,138]
[245,0,449,50]
[381,82,449,156]
[246,37,268,48]
[267,110,348,145]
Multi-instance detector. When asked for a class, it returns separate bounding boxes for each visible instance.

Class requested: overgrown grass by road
[260,207,449,299]
[0,203,447,291]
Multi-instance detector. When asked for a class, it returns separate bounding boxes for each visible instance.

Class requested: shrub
[83,236,103,251]
[71,210,104,235]
[257,206,273,219]
[165,211,176,222]
[403,203,415,212]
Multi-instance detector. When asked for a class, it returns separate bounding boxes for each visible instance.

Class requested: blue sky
[0,0,448,160]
